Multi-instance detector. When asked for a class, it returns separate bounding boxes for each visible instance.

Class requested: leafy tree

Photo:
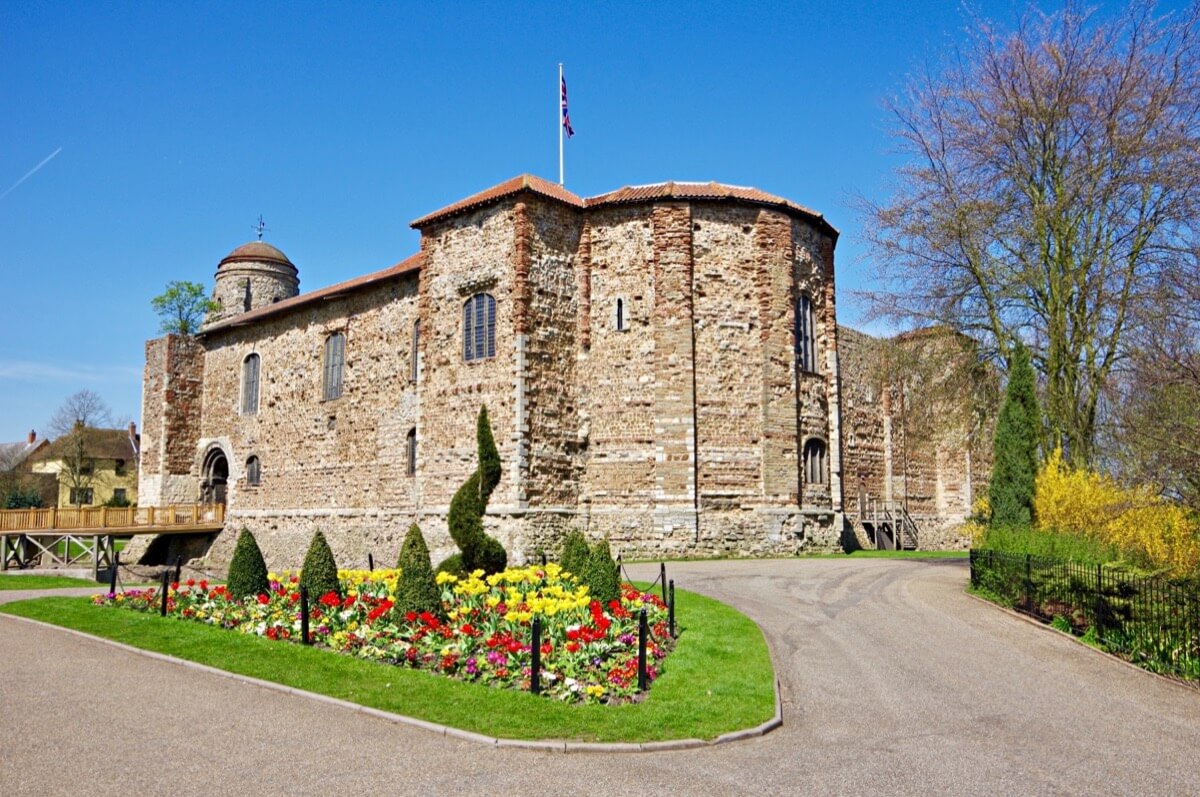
[226,528,269,600]
[299,530,341,600]
[861,2,1200,465]
[559,529,591,580]
[989,343,1040,527]
[439,405,507,575]
[393,524,442,620]
[151,280,218,335]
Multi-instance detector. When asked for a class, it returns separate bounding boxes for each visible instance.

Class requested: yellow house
[30,424,140,508]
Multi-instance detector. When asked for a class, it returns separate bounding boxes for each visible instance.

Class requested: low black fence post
[367,553,374,572]
[660,562,667,603]
[668,578,676,638]
[109,550,120,595]
[1024,553,1033,608]
[159,570,169,617]
[637,608,648,692]
[300,585,311,645]
[1094,563,1104,633]
[531,616,542,695]
[174,555,183,584]
[541,551,548,567]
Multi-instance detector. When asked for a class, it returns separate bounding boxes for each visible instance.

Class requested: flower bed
[93,563,673,703]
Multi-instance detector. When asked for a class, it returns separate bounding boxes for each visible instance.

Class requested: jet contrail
[0,146,63,201]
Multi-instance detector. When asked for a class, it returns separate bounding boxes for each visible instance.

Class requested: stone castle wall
[138,334,205,507]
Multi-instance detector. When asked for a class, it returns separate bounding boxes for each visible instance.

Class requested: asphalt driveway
[1,558,1197,796]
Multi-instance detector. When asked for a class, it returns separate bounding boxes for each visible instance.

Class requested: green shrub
[103,493,132,508]
[226,528,269,601]
[439,405,508,575]
[581,538,621,607]
[990,342,1040,527]
[299,530,341,600]
[393,524,442,619]
[559,530,590,579]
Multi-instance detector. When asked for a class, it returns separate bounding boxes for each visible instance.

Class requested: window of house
[796,293,817,373]
[112,488,127,503]
[80,461,94,476]
[804,439,827,485]
[69,487,94,505]
[114,458,126,476]
[246,455,261,486]
[410,320,420,383]
[463,293,496,361]
[616,297,627,331]
[406,428,417,477]
[242,353,261,414]
[323,332,345,400]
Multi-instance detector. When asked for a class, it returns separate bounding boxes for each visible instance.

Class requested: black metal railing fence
[970,548,1200,681]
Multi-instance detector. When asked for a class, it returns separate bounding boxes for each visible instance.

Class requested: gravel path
[1,558,1197,796]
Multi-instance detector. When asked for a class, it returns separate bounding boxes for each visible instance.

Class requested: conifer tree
[226,528,270,600]
[581,538,621,607]
[559,529,590,581]
[989,342,1040,527]
[393,524,442,620]
[299,530,341,600]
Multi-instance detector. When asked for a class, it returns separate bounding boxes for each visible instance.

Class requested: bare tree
[860,1,1200,465]
[47,391,113,507]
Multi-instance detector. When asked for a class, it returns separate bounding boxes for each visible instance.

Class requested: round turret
[208,240,300,325]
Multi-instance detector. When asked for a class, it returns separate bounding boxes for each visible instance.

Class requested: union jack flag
[561,73,575,138]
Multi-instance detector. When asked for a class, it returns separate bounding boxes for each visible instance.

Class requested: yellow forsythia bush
[1034,449,1200,575]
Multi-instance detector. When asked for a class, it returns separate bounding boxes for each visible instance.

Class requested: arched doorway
[201,448,229,505]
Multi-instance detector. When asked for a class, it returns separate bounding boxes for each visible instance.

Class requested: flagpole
[558,63,565,186]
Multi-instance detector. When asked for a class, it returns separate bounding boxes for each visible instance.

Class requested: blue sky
[0,0,1067,442]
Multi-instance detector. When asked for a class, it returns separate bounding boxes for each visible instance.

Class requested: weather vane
[253,215,268,240]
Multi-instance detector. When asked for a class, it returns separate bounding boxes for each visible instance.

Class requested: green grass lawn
[0,587,775,743]
[0,574,99,590]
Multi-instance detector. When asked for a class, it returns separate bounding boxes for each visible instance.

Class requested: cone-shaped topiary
[438,405,508,575]
[393,523,443,620]
[990,342,1040,528]
[559,529,590,581]
[299,530,341,600]
[226,528,269,601]
[581,538,621,607]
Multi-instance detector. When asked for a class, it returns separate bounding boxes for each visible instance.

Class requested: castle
[137,175,990,568]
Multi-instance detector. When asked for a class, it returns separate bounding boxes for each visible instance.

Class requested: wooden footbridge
[0,504,225,578]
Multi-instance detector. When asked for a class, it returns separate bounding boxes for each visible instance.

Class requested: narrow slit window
[323,332,345,400]
[241,353,260,414]
[796,294,817,373]
[246,455,261,486]
[406,427,417,477]
[410,320,420,382]
[616,298,626,331]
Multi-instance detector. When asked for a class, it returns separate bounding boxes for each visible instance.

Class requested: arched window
[323,332,345,400]
[615,297,627,332]
[410,319,420,383]
[796,293,817,373]
[406,427,417,477]
[804,439,827,485]
[241,353,260,415]
[246,455,261,486]
[463,293,496,361]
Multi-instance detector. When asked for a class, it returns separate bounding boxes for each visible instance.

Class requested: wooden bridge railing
[0,504,225,533]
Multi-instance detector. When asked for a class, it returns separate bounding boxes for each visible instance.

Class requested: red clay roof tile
[410,174,584,228]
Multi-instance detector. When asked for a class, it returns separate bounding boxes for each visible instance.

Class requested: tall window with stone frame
[406,427,417,476]
[323,332,345,400]
[463,293,496,362]
[804,438,827,485]
[796,293,817,373]
[241,353,261,415]
[410,319,420,383]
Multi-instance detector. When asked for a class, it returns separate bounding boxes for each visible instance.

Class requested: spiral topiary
[226,528,269,601]
[438,405,508,575]
[393,523,443,620]
[299,530,341,600]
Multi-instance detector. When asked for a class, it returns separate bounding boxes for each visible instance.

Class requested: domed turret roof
[219,240,294,268]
